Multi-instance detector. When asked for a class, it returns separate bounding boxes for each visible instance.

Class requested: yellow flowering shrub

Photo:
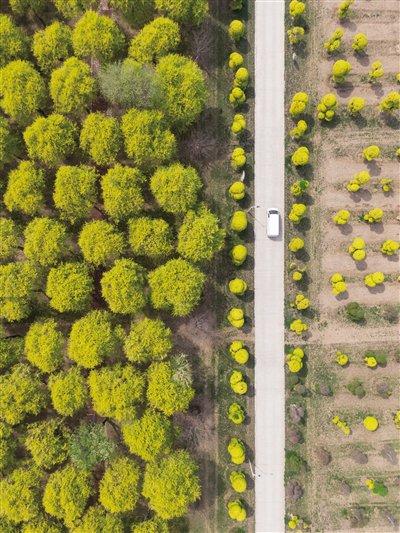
[330,273,347,296]
[229,341,249,365]
[229,370,247,395]
[332,209,350,225]
[227,307,245,328]
[231,244,247,265]
[289,319,308,335]
[229,181,245,200]
[227,437,245,464]
[363,416,379,431]
[332,415,351,435]
[336,351,349,366]
[288,237,304,252]
[364,271,385,287]
[348,237,366,261]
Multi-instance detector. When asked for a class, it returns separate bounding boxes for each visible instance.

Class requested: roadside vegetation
[285,0,399,531]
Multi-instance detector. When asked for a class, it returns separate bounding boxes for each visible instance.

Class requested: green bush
[345,302,365,323]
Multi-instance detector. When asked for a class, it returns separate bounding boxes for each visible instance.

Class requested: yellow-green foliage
[229,181,246,200]
[101,165,145,221]
[0,15,28,68]
[0,466,41,524]
[364,271,385,287]
[332,209,350,225]
[32,21,72,72]
[346,170,370,192]
[0,421,16,471]
[155,0,209,25]
[151,163,202,214]
[228,51,244,70]
[332,59,351,83]
[72,10,125,62]
[231,114,246,135]
[53,165,98,223]
[128,217,174,258]
[25,419,69,469]
[43,464,92,527]
[289,0,305,18]
[0,364,47,425]
[142,450,201,519]
[25,319,64,373]
[289,92,308,116]
[288,237,304,252]
[4,161,45,216]
[348,96,365,115]
[227,437,245,464]
[78,220,125,267]
[379,91,400,113]
[352,32,368,52]
[0,60,46,124]
[348,237,366,261]
[129,17,180,63]
[23,114,78,167]
[317,93,337,121]
[288,203,307,224]
[324,28,344,53]
[124,317,172,364]
[48,367,88,417]
[231,244,248,265]
[101,259,147,315]
[229,278,247,295]
[330,272,347,295]
[228,20,245,41]
[23,217,67,266]
[121,109,176,170]
[88,364,145,421]
[228,402,245,424]
[369,60,384,81]
[122,409,174,461]
[230,471,247,493]
[337,0,354,19]
[72,505,123,533]
[381,239,399,256]
[228,499,247,521]
[46,262,93,313]
[291,146,309,166]
[229,340,249,364]
[230,210,248,232]
[50,57,96,115]
[80,113,122,166]
[147,360,195,416]
[148,258,205,316]
[227,307,245,328]
[287,26,305,45]
[0,261,40,322]
[362,145,380,161]
[177,207,225,262]
[67,311,119,369]
[363,207,383,223]
[230,370,247,394]
[290,119,307,139]
[131,517,169,533]
[99,457,141,513]
[231,146,246,168]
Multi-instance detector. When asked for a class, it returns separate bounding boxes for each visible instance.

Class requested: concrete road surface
[254,0,285,532]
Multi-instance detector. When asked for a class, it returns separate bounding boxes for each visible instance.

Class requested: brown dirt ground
[285,0,400,531]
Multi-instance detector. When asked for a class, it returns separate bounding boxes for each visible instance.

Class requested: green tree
[32,22,72,73]
[128,217,174,259]
[0,117,18,168]
[23,217,68,266]
[155,0,208,25]
[0,218,19,261]
[0,261,40,322]
[9,0,46,15]
[88,364,145,421]
[43,465,92,528]
[0,60,46,124]
[72,11,125,62]
[68,423,116,471]
[147,358,195,416]
[98,59,162,109]
[177,206,225,262]
[0,466,42,524]
[0,364,47,425]
[122,409,174,461]
[50,57,96,115]
[101,164,145,221]
[142,450,201,519]
[25,419,70,469]
[71,505,123,533]
[46,262,93,313]
[0,334,24,371]
[0,15,28,68]
[23,114,77,167]
[78,220,125,267]
[131,517,169,533]
[80,112,122,166]
[67,310,119,369]
[24,319,64,373]
[99,457,141,513]
[22,517,64,533]
[101,259,147,314]
[48,367,88,416]
[52,0,99,18]
[148,258,205,316]
[121,109,176,170]
[129,17,180,63]
[156,54,207,129]
[150,163,202,214]
[0,421,16,471]
[53,165,98,223]
[4,161,45,216]
[124,317,172,363]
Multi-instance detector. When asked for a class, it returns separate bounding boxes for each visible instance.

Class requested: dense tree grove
[0,0,221,528]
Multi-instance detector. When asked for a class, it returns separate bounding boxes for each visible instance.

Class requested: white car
[267,208,280,237]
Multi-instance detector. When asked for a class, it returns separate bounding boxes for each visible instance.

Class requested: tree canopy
[4,161,45,216]
[142,450,201,519]
[101,164,145,221]
[129,17,180,63]
[71,505,123,533]
[25,419,69,469]
[48,367,88,417]
[32,22,72,72]
[0,261,40,322]
[67,310,119,369]
[72,10,125,62]
[148,258,205,316]
[23,114,77,167]
[128,217,174,258]
[0,218,19,261]
[46,262,93,313]
[24,319,64,373]
[80,112,122,166]
[155,0,209,25]
[100,259,147,314]
[0,15,28,68]
[23,217,68,266]
[124,317,172,363]
[78,220,125,267]
[0,60,46,124]
[121,109,176,170]
[53,165,98,223]
[0,466,42,524]
[50,57,96,115]
[99,457,141,513]
[150,163,202,214]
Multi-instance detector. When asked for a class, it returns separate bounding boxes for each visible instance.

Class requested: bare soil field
[285,0,399,531]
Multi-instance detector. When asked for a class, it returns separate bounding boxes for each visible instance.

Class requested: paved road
[254,1,285,532]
